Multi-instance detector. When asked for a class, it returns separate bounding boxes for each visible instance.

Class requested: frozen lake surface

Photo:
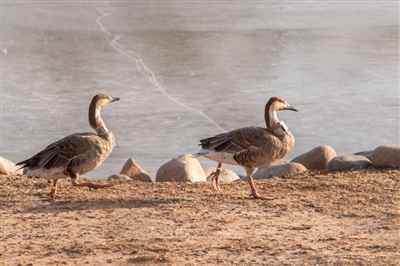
[0,1,398,177]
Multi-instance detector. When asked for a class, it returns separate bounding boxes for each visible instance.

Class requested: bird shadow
[23,197,188,214]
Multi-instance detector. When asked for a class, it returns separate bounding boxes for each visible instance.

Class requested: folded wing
[17,133,97,171]
[200,127,283,166]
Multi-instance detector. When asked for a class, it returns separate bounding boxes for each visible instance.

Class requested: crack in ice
[95,8,224,132]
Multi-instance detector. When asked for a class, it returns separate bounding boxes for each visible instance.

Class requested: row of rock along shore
[1,145,399,183]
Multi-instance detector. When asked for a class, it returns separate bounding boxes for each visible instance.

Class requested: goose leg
[211,173,218,191]
[214,162,223,192]
[208,162,223,192]
[49,179,58,200]
[245,167,261,199]
[70,172,113,190]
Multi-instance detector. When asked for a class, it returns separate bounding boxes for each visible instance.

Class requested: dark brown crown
[267,96,286,105]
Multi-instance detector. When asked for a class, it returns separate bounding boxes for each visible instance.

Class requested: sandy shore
[1,169,399,265]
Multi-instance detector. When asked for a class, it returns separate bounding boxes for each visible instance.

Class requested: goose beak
[111,97,120,103]
[283,105,298,112]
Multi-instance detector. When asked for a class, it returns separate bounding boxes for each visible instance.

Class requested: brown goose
[198,97,298,199]
[17,94,120,199]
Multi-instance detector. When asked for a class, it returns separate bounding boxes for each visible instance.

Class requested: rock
[370,145,400,168]
[327,155,371,171]
[259,159,289,168]
[292,145,336,170]
[120,158,152,182]
[205,168,240,183]
[253,162,307,179]
[0,157,22,175]
[354,150,374,160]
[156,154,207,182]
[107,174,132,181]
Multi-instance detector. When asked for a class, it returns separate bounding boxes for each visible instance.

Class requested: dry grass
[0,169,399,265]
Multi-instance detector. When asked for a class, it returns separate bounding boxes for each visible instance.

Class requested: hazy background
[0,1,398,177]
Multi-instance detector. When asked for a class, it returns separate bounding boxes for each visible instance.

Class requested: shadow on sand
[24,197,188,214]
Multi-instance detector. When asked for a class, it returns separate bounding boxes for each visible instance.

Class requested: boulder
[327,155,371,171]
[292,145,336,170]
[253,162,307,179]
[354,150,374,160]
[259,159,289,168]
[120,158,152,182]
[370,145,400,168]
[156,154,207,182]
[107,174,132,181]
[0,157,22,175]
[205,168,240,183]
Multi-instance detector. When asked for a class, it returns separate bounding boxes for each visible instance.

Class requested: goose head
[265,96,298,131]
[268,96,298,113]
[92,94,120,108]
[89,94,120,135]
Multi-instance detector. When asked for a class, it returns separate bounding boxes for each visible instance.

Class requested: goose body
[200,126,294,167]
[199,97,297,198]
[17,94,120,199]
[23,132,115,178]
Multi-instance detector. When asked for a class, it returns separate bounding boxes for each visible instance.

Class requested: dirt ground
[0,169,399,265]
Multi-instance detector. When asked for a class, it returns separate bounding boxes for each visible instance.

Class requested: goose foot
[245,168,265,199]
[70,173,113,191]
[248,191,274,200]
[249,192,271,200]
[250,191,262,199]
[209,162,223,193]
[209,173,222,192]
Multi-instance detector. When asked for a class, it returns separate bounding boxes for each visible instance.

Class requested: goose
[198,97,298,199]
[17,94,120,200]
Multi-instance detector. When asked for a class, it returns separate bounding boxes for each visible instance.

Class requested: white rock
[292,145,336,170]
[0,157,22,175]
[205,167,240,183]
[156,154,207,182]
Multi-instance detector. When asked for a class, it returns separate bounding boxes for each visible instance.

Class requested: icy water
[0,1,398,177]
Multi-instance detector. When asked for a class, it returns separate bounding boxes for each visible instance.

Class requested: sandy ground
[0,170,399,265]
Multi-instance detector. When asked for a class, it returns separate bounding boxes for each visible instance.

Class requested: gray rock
[120,158,152,182]
[292,145,336,170]
[354,150,374,160]
[370,145,400,168]
[328,155,371,171]
[205,168,240,183]
[156,154,207,182]
[253,162,307,180]
[107,174,132,181]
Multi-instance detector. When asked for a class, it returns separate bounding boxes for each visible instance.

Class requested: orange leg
[245,167,261,199]
[208,162,223,192]
[214,162,222,192]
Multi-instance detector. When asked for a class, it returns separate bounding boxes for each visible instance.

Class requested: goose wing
[200,127,283,165]
[200,127,282,153]
[17,132,98,170]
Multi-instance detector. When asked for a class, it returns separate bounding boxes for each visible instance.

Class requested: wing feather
[17,132,98,170]
[200,127,283,166]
